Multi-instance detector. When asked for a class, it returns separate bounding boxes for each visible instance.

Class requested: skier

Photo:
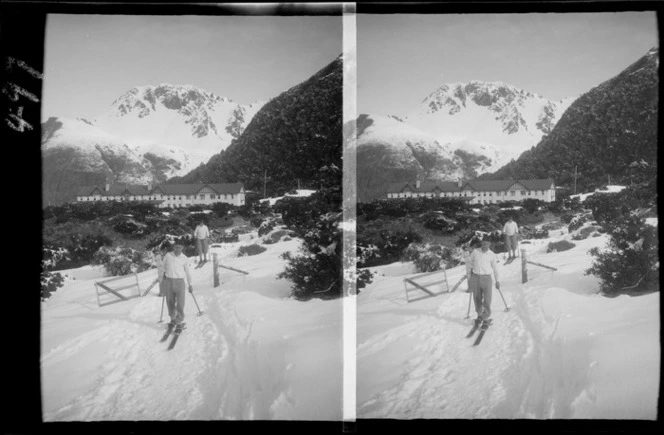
[503,216,519,260]
[194,220,210,264]
[468,239,500,330]
[163,240,194,331]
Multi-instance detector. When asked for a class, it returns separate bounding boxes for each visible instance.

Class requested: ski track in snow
[42,240,297,421]
[357,236,636,419]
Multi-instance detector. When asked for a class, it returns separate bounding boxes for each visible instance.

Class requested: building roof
[77,184,151,197]
[154,183,244,195]
[387,179,555,194]
[77,182,244,197]
[387,181,463,194]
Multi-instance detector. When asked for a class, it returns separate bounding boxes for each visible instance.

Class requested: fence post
[135,272,140,298]
[213,253,219,288]
[521,248,528,284]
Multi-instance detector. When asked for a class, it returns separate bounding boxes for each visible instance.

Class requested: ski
[159,323,175,343]
[504,257,516,265]
[473,319,493,346]
[194,260,208,269]
[465,319,482,338]
[167,323,186,350]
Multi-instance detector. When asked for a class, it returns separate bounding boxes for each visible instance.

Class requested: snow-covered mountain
[356,81,576,201]
[42,84,265,206]
[406,81,575,170]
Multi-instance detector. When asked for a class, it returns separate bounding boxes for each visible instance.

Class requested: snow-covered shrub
[455,229,506,253]
[69,232,113,263]
[112,216,151,238]
[520,226,549,240]
[572,225,600,241]
[520,198,544,214]
[238,244,267,257]
[357,243,381,268]
[421,211,459,233]
[209,229,240,243]
[262,229,290,245]
[586,216,659,295]
[146,233,196,257]
[41,269,65,301]
[92,246,153,276]
[210,202,234,217]
[357,218,423,267]
[568,213,591,233]
[546,240,576,253]
[279,211,344,300]
[402,243,462,273]
[41,245,70,300]
[258,217,278,237]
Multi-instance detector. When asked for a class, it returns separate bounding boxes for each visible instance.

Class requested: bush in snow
[69,232,113,264]
[262,229,291,245]
[402,243,461,273]
[546,240,576,253]
[520,198,544,214]
[455,229,506,253]
[257,217,278,237]
[41,245,69,300]
[586,215,659,296]
[145,233,196,257]
[41,269,65,301]
[209,229,240,244]
[210,201,235,217]
[279,211,343,300]
[92,246,153,276]
[572,225,600,241]
[357,218,423,268]
[238,244,267,257]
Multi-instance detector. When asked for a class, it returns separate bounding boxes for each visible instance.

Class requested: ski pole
[158,295,165,323]
[190,291,204,316]
[496,286,510,312]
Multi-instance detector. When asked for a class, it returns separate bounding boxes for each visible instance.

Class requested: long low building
[387,178,556,204]
[75,182,246,208]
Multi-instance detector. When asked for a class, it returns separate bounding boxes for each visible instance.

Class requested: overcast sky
[357,12,658,117]
[42,14,341,119]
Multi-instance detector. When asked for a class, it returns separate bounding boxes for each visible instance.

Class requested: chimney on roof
[147,180,152,191]
[415,173,422,189]
[105,182,110,192]
[457,178,463,188]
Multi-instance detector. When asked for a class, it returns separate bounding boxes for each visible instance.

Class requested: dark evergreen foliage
[174,56,343,197]
[482,48,658,193]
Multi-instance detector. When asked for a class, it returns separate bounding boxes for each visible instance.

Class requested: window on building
[510,191,515,196]
[199,194,205,200]
[521,190,526,195]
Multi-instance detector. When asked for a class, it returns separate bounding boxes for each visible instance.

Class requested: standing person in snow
[194,220,210,264]
[163,241,194,330]
[468,239,500,327]
[503,216,519,260]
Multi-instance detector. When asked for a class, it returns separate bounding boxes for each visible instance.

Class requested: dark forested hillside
[171,56,343,196]
[483,47,658,192]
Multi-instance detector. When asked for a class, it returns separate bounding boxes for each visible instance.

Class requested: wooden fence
[94,273,143,307]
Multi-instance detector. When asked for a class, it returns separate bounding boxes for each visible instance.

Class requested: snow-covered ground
[260,189,317,206]
[41,228,342,421]
[570,185,627,202]
[358,227,659,419]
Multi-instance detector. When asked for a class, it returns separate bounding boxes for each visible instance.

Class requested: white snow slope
[41,228,342,421]
[358,227,659,419]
